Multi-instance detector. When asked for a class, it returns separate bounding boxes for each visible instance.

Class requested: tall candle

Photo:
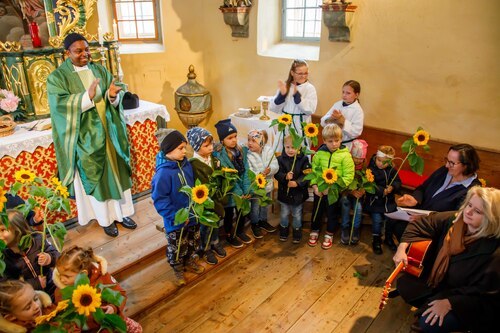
[113,19,118,40]
[98,23,104,45]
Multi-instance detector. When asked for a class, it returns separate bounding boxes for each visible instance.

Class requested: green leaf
[233,195,243,211]
[101,314,127,333]
[401,138,413,153]
[408,153,418,167]
[101,287,125,307]
[203,197,214,209]
[179,185,192,196]
[60,285,75,300]
[18,234,33,252]
[269,119,279,127]
[61,198,71,214]
[277,123,285,132]
[247,169,256,183]
[0,257,5,277]
[9,182,23,195]
[74,272,90,286]
[411,156,425,175]
[193,203,204,217]
[423,144,431,152]
[240,200,251,216]
[32,324,54,333]
[48,222,67,250]
[327,189,339,205]
[195,178,201,186]
[174,207,189,225]
[92,307,106,323]
[31,186,51,198]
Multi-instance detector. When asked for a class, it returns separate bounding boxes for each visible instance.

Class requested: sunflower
[51,177,62,188]
[56,185,69,198]
[192,184,209,204]
[278,114,292,126]
[0,188,7,212]
[14,169,36,184]
[35,300,69,325]
[365,169,375,183]
[303,123,319,138]
[255,173,267,189]
[322,168,338,184]
[413,129,430,146]
[479,178,487,187]
[221,167,238,173]
[72,285,101,317]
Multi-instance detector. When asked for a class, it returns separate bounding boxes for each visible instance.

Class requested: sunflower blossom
[303,123,319,138]
[192,184,209,204]
[221,167,238,173]
[51,177,63,188]
[413,129,430,146]
[322,168,338,184]
[56,185,69,198]
[278,114,292,126]
[14,169,36,184]
[72,285,101,317]
[35,300,69,325]
[255,174,267,189]
[366,169,375,183]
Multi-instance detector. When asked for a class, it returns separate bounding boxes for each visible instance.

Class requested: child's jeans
[250,193,271,225]
[340,195,363,229]
[279,202,303,229]
[223,206,245,235]
[369,212,384,236]
[311,194,339,234]
[165,225,200,267]
[200,223,220,251]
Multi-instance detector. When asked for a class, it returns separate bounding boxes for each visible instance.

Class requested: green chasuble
[47,58,132,201]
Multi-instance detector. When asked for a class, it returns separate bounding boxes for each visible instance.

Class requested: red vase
[29,22,42,48]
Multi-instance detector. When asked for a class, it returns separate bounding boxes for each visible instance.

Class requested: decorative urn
[174,65,212,128]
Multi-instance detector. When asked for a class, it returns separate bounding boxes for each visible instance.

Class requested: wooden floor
[64,197,415,333]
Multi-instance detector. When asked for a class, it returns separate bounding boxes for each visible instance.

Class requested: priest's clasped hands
[88,78,122,102]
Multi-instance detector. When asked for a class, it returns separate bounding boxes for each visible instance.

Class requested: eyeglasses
[293,71,309,76]
[444,157,461,167]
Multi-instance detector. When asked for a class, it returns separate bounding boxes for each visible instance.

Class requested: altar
[229,111,279,148]
[0,100,169,222]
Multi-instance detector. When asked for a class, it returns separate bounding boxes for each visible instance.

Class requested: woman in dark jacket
[393,186,500,333]
[397,143,481,212]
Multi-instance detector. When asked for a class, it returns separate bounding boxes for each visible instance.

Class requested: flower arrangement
[0,89,23,120]
[388,127,431,186]
[33,273,126,332]
[345,168,377,243]
[0,169,69,277]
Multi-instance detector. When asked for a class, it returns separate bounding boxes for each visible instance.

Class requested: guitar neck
[385,261,404,285]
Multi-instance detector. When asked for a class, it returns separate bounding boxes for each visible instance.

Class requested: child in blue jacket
[151,129,204,286]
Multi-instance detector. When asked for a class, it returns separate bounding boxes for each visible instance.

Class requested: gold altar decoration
[0,115,16,137]
[174,65,212,128]
[0,0,121,119]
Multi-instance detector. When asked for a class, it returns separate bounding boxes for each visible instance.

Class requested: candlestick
[98,23,104,45]
[113,20,118,40]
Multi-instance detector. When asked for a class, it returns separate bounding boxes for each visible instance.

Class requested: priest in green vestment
[47,33,137,237]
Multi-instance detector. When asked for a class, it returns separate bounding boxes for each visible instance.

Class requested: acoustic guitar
[379,240,432,310]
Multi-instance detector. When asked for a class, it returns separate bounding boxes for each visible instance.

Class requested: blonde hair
[6,210,31,246]
[283,135,293,145]
[0,280,31,316]
[56,245,98,274]
[322,123,343,140]
[378,145,396,158]
[457,186,500,239]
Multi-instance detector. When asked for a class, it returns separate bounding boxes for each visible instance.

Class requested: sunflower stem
[388,146,414,187]
[232,209,243,239]
[286,152,299,195]
[348,197,360,245]
[175,227,185,262]
[204,227,214,252]
[312,196,323,223]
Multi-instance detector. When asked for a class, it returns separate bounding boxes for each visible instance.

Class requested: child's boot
[308,231,319,247]
[321,233,333,250]
[173,264,186,286]
[372,235,383,255]
[279,225,289,241]
[292,227,302,244]
[351,228,360,245]
[185,258,205,274]
[340,227,350,245]
[259,220,276,233]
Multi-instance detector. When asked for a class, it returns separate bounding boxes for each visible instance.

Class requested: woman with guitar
[393,186,499,333]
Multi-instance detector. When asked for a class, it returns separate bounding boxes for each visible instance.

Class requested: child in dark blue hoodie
[151,129,204,286]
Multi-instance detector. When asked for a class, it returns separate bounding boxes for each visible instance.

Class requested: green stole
[47,59,132,201]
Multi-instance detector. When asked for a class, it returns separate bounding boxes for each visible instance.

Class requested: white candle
[98,23,104,45]
[113,20,118,40]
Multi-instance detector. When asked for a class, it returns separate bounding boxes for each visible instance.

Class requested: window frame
[112,0,161,42]
[281,0,322,42]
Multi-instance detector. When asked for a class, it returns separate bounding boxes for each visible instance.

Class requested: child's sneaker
[279,225,289,241]
[259,220,276,233]
[173,264,186,286]
[292,228,302,244]
[308,232,319,247]
[321,234,333,250]
[351,228,360,245]
[372,235,383,255]
[227,235,243,248]
[212,242,227,258]
[340,227,350,245]
[185,259,205,274]
[237,231,252,244]
[205,250,218,265]
[251,224,263,239]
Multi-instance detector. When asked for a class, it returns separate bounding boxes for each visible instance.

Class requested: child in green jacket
[308,124,355,250]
